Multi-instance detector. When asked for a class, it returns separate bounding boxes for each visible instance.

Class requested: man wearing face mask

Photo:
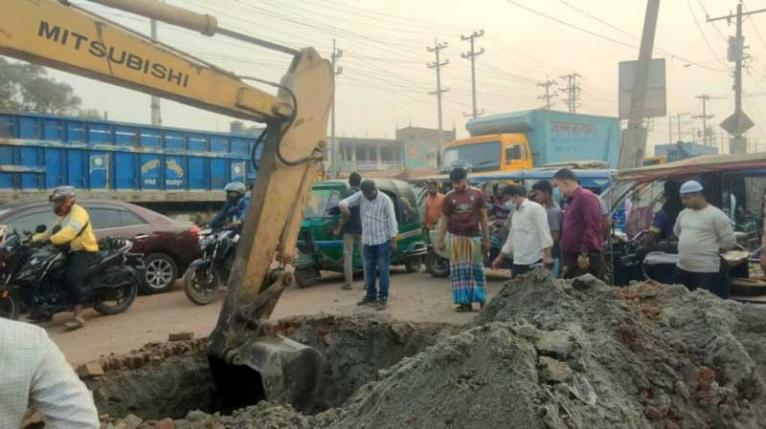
[339,179,398,310]
[210,181,250,230]
[32,186,98,330]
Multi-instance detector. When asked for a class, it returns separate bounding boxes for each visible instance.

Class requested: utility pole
[559,72,582,113]
[707,1,766,153]
[693,94,714,146]
[150,13,162,126]
[330,39,343,177]
[617,0,660,169]
[537,75,558,110]
[461,30,485,118]
[427,38,449,165]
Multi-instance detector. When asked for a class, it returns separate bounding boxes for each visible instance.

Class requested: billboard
[618,58,667,119]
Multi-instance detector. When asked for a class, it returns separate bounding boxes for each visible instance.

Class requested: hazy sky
[40,0,766,153]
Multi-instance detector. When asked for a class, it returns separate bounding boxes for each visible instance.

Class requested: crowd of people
[333,166,747,312]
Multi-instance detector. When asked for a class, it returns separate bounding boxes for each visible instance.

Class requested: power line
[539,0,728,73]
[686,0,727,67]
[744,0,766,48]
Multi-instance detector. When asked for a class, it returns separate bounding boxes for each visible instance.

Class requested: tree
[0,57,94,116]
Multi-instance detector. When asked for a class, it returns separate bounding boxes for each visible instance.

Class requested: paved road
[46,268,510,364]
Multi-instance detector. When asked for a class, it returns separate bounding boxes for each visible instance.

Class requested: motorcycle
[0,225,144,320]
[183,227,239,305]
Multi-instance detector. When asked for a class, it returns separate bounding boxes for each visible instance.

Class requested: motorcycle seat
[643,251,679,266]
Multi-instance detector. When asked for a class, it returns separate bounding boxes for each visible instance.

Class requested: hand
[390,239,398,253]
[577,254,590,271]
[543,255,554,268]
[333,227,342,237]
[482,237,490,255]
[437,239,446,252]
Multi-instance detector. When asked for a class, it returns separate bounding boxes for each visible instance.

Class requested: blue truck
[443,109,621,172]
[0,112,262,212]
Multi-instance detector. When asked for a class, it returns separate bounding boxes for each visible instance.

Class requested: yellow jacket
[34,204,98,253]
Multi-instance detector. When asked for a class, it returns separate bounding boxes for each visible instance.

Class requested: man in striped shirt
[339,180,398,310]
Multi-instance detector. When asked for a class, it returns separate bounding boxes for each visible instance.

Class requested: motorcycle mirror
[35,224,47,233]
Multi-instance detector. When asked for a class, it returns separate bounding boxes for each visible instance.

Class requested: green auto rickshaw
[294,179,427,288]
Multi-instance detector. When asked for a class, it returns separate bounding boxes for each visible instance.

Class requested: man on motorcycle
[210,181,250,230]
[33,186,98,330]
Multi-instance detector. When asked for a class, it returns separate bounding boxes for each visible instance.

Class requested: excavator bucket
[205,47,334,412]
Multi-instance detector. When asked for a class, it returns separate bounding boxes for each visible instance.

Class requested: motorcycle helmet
[224,181,246,203]
[49,186,76,215]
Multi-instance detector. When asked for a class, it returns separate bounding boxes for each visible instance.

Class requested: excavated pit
[93,271,766,428]
[89,315,451,422]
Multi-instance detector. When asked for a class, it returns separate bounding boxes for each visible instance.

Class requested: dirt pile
[330,271,766,428]
[94,271,766,428]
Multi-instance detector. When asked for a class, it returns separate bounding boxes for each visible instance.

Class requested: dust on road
[47,269,507,364]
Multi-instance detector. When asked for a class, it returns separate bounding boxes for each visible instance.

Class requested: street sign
[720,111,754,135]
[618,58,667,119]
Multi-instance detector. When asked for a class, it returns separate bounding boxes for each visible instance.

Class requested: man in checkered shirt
[340,179,398,310]
[0,318,99,428]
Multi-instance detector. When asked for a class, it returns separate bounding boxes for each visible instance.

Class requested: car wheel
[141,253,178,294]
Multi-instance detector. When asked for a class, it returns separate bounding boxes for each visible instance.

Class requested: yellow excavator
[2,0,333,411]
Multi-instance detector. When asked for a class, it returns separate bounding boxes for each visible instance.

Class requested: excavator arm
[1,0,333,411]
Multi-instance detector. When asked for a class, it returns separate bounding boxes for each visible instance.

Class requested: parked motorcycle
[183,227,239,305]
[0,226,144,320]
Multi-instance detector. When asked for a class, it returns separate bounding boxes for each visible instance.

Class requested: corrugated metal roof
[614,152,766,182]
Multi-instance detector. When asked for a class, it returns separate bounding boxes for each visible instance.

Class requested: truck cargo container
[0,112,262,214]
[443,109,620,173]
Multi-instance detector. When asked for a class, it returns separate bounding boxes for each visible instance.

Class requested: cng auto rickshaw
[294,179,428,288]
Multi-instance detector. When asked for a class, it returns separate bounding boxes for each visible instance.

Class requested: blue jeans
[364,242,391,301]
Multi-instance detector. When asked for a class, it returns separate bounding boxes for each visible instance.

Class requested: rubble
[84,270,766,428]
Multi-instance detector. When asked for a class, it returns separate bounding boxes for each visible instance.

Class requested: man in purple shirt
[553,168,604,279]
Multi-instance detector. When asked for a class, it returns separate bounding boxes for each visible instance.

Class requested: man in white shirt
[339,179,398,310]
[492,184,553,278]
[673,180,737,299]
[0,318,99,429]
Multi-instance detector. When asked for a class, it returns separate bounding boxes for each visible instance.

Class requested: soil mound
[330,271,766,428]
[97,271,766,429]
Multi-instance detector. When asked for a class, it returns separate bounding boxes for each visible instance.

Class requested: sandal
[64,317,85,331]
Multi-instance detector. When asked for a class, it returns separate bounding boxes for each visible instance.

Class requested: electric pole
[461,30,485,118]
[693,94,714,146]
[537,75,558,110]
[559,72,582,113]
[617,0,660,169]
[330,39,343,177]
[150,13,162,126]
[707,1,766,153]
[427,38,450,163]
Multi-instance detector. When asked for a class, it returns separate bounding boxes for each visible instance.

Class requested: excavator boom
[1,0,333,411]
[1,0,287,122]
